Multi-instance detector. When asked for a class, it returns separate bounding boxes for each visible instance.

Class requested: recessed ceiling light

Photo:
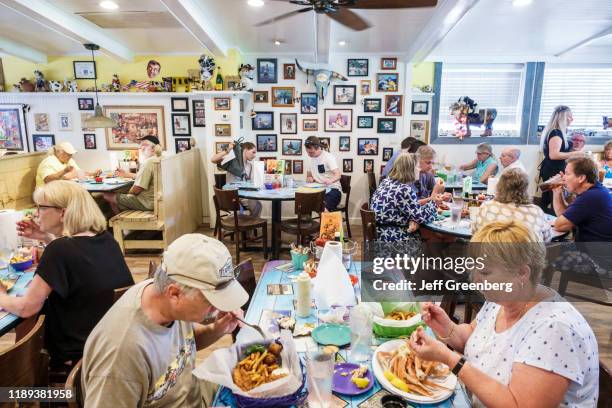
[248,0,265,7]
[512,0,532,6]
[99,1,118,10]
[274,40,282,46]
[338,40,347,46]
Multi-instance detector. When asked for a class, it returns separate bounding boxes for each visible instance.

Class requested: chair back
[148,260,158,279]
[360,202,377,242]
[214,173,227,189]
[600,361,611,408]
[214,187,241,213]
[113,286,133,303]
[367,172,377,197]
[152,158,163,218]
[340,175,352,204]
[65,359,83,408]
[294,190,325,216]
[236,258,257,312]
[0,315,47,387]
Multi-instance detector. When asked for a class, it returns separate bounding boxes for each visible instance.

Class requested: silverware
[233,315,266,338]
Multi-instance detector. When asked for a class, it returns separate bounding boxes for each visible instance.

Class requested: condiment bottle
[296,272,311,318]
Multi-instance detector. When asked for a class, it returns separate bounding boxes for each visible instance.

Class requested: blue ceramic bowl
[10,259,32,271]
[264,182,274,190]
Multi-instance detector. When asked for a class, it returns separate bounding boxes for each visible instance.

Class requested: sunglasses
[166,264,241,291]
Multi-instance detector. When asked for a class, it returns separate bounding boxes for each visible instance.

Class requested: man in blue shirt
[553,157,612,242]
[382,137,426,177]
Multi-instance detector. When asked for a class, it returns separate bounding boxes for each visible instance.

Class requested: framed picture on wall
[0,105,27,151]
[300,93,318,114]
[280,113,297,134]
[252,112,274,130]
[284,159,292,175]
[358,138,379,156]
[363,159,374,173]
[376,73,399,92]
[172,113,191,136]
[81,112,95,131]
[360,80,371,95]
[34,113,49,132]
[283,63,296,80]
[104,105,166,150]
[410,120,429,143]
[319,137,331,151]
[257,58,278,83]
[333,85,356,105]
[171,97,189,112]
[83,133,96,150]
[282,139,302,155]
[192,100,206,127]
[382,147,393,161]
[377,118,396,133]
[302,118,318,131]
[411,100,429,115]
[214,98,231,110]
[385,95,403,116]
[32,134,55,152]
[272,87,295,107]
[78,98,94,111]
[324,108,353,132]
[73,61,96,79]
[58,113,72,131]
[339,136,350,152]
[364,98,381,112]
[343,159,353,173]
[347,58,368,76]
[175,138,191,153]
[254,91,269,103]
[215,141,231,153]
[256,134,277,152]
[357,116,374,128]
[293,160,303,174]
[215,124,231,137]
[381,57,397,70]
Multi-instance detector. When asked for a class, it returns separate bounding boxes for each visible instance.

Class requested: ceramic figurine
[49,80,63,92]
[101,83,112,92]
[111,74,121,92]
[12,83,21,92]
[198,54,216,84]
[34,70,48,92]
[19,78,35,92]
[64,77,78,92]
[238,64,255,91]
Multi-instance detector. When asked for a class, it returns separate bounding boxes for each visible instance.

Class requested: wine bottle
[215,67,224,91]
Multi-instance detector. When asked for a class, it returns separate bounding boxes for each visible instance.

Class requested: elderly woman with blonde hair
[472,168,552,242]
[409,220,599,407]
[2,181,133,372]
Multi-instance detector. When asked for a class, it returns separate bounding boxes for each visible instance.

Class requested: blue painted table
[211,260,472,407]
[76,177,133,192]
[0,267,35,336]
[443,181,487,192]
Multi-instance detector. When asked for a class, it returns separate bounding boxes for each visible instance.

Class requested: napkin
[0,210,21,251]
[252,161,265,188]
[312,241,356,309]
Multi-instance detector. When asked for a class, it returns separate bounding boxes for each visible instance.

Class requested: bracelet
[452,356,467,376]
[438,324,455,341]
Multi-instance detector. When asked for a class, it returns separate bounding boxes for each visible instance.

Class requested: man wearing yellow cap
[35,141,101,187]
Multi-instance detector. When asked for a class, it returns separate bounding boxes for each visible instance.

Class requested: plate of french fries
[372,339,456,404]
[232,341,289,392]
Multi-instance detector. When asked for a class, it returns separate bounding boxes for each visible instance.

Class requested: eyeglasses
[36,204,62,211]
[167,264,241,291]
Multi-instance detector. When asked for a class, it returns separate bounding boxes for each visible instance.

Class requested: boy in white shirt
[304,136,342,211]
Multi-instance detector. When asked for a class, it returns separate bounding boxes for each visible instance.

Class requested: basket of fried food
[194,333,307,408]
[371,302,425,339]
[373,338,456,404]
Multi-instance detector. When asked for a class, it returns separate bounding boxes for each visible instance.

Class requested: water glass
[450,201,463,226]
[349,307,373,363]
[306,350,334,408]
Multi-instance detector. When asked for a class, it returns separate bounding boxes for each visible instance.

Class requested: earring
[520,281,525,290]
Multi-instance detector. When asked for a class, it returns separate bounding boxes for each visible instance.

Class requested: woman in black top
[0,181,134,369]
[539,105,582,214]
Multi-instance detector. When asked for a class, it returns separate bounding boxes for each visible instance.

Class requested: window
[539,64,612,135]
[437,64,525,138]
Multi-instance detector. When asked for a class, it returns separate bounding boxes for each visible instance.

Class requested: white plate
[372,339,457,404]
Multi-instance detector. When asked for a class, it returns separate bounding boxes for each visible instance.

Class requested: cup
[349,306,373,363]
[306,350,334,408]
[95,176,103,183]
[290,251,309,271]
[450,201,463,226]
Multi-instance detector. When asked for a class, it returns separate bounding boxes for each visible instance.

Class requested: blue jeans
[325,189,342,211]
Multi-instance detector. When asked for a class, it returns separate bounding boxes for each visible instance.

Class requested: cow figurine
[64,78,78,92]
[34,70,48,92]
[49,80,63,92]
[295,59,347,100]
[237,64,255,91]
[111,74,121,92]
[198,54,216,83]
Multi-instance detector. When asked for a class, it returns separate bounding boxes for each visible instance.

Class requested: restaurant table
[223,181,329,259]
[443,180,487,192]
[0,267,35,337]
[423,213,568,241]
[76,177,133,193]
[211,260,472,408]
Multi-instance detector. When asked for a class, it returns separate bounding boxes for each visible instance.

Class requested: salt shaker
[296,272,311,318]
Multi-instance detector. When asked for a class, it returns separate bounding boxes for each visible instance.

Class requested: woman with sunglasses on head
[0,180,134,373]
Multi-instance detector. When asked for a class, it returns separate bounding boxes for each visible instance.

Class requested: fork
[233,314,266,339]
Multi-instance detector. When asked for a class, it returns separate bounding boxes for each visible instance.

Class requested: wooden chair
[214,173,227,189]
[280,190,325,246]
[110,158,167,253]
[367,172,377,198]
[0,315,48,387]
[599,361,611,408]
[214,187,267,263]
[113,286,133,303]
[337,175,352,238]
[65,359,83,408]
[360,202,377,242]
[231,258,257,341]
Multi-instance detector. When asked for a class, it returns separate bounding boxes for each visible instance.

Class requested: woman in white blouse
[472,168,553,242]
[409,220,599,407]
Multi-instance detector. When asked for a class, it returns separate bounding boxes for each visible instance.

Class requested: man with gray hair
[81,234,246,407]
[499,147,527,174]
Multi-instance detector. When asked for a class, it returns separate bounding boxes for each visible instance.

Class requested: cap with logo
[56,141,77,155]
[162,233,248,312]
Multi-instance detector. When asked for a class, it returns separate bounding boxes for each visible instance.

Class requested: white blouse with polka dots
[472,201,553,242]
[464,291,599,407]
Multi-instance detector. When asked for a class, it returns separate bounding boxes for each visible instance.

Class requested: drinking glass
[306,350,334,408]
[350,307,373,363]
[450,201,463,226]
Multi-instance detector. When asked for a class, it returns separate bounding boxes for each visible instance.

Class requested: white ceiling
[0,0,610,62]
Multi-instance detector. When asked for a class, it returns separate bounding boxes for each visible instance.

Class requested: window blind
[438,64,525,137]
[539,65,612,129]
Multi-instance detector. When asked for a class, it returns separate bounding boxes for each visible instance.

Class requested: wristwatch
[452,356,467,376]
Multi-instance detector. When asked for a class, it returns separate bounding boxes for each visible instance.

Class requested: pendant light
[82,43,117,128]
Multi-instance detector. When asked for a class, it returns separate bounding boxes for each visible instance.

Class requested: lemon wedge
[351,376,370,389]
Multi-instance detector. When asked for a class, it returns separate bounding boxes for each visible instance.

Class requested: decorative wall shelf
[0,91,252,98]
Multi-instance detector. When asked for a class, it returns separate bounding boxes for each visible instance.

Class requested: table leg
[271,200,282,259]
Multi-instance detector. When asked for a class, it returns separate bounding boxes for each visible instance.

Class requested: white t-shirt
[464,291,599,407]
[503,159,527,174]
[306,151,340,190]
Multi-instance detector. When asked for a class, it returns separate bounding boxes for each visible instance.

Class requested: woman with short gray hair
[459,143,498,184]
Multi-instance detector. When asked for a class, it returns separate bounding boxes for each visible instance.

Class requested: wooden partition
[0,152,45,210]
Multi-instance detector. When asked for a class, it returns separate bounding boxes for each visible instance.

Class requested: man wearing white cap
[81,234,247,407]
[35,141,101,187]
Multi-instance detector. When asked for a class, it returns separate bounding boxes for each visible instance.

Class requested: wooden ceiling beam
[0,35,47,63]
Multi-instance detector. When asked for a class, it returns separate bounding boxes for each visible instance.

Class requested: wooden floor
[1,224,610,371]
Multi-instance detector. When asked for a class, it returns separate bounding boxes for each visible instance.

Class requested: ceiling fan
[255,0,438,31]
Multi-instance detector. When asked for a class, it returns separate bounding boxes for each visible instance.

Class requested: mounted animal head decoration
[295,59,347,101]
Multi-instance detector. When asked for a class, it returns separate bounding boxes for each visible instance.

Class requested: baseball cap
[304,136,320,148]
[162,234,248,312]
[56,141,77,155]
[138,135,160,145]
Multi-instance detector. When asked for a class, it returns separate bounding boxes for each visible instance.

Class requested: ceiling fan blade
[254,7,312,27]
[350,0,438,8]
[327,7,370,31]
